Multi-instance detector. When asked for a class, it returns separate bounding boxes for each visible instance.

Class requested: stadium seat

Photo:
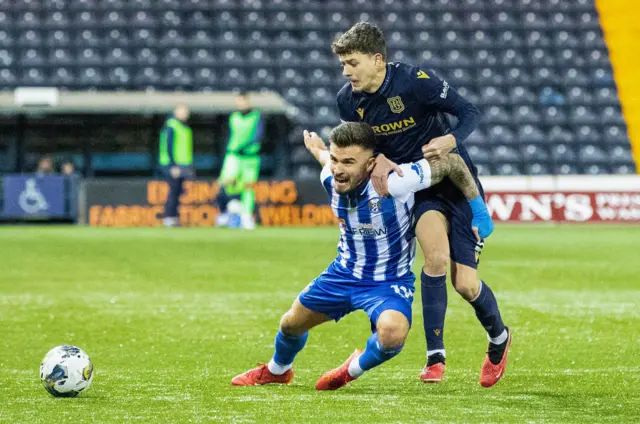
[518,124,546,143]
[133,67,161,86]
[194,68,217,87]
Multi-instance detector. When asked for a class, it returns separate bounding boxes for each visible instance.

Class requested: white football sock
[347,354,364,378]
[267,359,292,375]
[488,329,508,345]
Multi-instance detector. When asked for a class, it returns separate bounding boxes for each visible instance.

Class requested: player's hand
[423,134,457,160]
[371,154,403,197]
[170,166,181,179]
[303,130,328,154]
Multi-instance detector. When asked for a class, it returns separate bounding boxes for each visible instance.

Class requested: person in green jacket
[217,92,263,230]
[158,104,193,227]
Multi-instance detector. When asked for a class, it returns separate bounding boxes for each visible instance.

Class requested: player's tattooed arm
[427,154,480,201]
[303,130,329,166]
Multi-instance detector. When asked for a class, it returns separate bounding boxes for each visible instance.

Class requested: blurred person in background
[61,160,79,177]
[36,155,55,176]
[158,104,193,227]
[216,92,264,230]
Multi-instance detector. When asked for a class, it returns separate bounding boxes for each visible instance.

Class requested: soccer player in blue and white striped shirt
[232,122,471,390]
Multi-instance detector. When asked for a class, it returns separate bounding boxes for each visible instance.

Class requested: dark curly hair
[329,122,378,152]
[331,21,386,59]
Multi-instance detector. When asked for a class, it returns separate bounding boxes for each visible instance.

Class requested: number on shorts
[390,284,414,299]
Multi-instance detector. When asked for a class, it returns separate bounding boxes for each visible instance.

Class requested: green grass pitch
[1,225,639,423]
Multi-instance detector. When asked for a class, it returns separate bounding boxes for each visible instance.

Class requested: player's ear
[366,156,376,173]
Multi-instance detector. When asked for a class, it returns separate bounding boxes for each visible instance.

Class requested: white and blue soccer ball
[39,345,94,398]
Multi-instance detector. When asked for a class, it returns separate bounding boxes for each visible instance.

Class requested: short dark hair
[329,122,377,152]
[331,22,386,59]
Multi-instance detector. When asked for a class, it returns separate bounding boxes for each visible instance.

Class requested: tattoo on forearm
[427,154,480,200]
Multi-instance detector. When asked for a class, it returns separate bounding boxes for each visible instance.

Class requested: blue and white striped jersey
[321,159,431,282]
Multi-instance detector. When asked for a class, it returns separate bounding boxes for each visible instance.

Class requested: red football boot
[231,363,294,386]
[479,328,512,388]
[315,349,362,391]
[420,352,446,383]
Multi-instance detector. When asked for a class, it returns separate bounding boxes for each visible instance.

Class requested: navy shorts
[413,178,485,269]
[298,262,415,327]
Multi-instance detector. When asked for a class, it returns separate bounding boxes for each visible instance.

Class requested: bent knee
[453,278,480,301]
[279,310,305,336]
[376,314,410,349]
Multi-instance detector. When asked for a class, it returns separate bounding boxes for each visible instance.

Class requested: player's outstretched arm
[303,130,329,166]
[425,154,480,201]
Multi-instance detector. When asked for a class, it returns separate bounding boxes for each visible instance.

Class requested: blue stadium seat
[609,146,635,166]
[163,67,193,87]
[18,30,43,48]
[106,67,130,87]
[102,10,127,26]
[576,125,601,143]
[250,68,276,89]
[548,126,574,144]
[521,144,549,162]
[78,67,104,87]
[496,31,523,48]
[194,68,217,87]
[566,87,593,105]
[474,50,497,67]
[495,163,522,176]
[191,48,215,65]
[555,164,580,175]
[220,68,247,88]
[571,106,597,124]
[189,30,215,47]
[488,125,516,144]
[509,86,536,104]
[530,48,555,67]
[17,11,42,28]
[50,67,75,85]
[485,106,511,124]
[134,67,161,86]
[600,106,625,125]
[551,144,577,163]
[132,29,156,45]
[159,30,186,47]
[20,48,45,66]
[524,163,551,175]
[518,124,546,143]
[603,125,630,144]
[0,30,12,48]
[467,145,490,163]
[106,29,130,47]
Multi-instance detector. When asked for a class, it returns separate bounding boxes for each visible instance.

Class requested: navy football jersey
[336,62,480,171]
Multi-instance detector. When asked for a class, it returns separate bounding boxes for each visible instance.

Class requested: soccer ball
[39,345,94,398]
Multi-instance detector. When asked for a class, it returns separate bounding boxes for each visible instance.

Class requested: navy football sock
[357,332,403,372]
[421,271,447,356]
[469,281,506,340]
[272,331,308,367]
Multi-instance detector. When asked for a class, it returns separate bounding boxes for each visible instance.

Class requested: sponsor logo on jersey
[417,70,430,79]
[371,117,416,135]
[353,222,388,237]
[411,162,425,184]
[387,96,405,113]
[440,80,450,99]
[356,108,364,119]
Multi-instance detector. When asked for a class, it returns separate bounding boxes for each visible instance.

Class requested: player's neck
[363,67,387,94]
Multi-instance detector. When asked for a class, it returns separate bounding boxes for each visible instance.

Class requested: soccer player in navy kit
[332,22,511,387]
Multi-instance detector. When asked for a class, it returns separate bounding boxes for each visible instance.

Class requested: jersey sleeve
[320,164,333,195]
[336,86,359,122]
[410,69,480,144]
[387,159,432,203]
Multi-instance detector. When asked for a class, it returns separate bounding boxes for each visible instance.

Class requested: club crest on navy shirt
[387,96,405,114]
